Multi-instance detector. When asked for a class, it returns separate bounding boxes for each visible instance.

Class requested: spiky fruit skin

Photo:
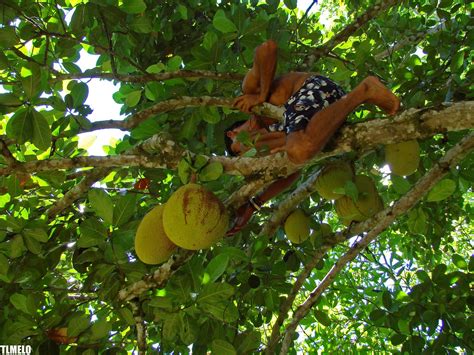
[310,223,332,246]
[315,162,354,200]
[385,140,420,176]
[284,209,311,244]
[335,175,383,223]
[135,205,177,265]
[163,184,228,250]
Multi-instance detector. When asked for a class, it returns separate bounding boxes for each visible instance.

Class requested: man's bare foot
[363,76,400,115]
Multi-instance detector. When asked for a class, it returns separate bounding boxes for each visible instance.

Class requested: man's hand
[233,94,264,113]
[226,202,256,236]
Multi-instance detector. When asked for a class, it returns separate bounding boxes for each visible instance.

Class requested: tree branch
[278,132,474,353]
[302,0,402,69]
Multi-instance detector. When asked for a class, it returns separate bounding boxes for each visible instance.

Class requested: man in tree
[225,40,400,235]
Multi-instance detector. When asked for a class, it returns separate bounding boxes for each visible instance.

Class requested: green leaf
[119,0,146,14]
[204,254,229,283]
[90,319,112,340]
[284,0,298,9]
[167,56,182,71]
[0,93,22,106]
[89,189,114,225]
[407,208,427,235]
[0,27,18,48]
[179,313,198,345]
[163,313,179,342]
[452,254,468,269]
[200,162,223,182]
[391,175,412,195]
[177,5,188,20]
[198,283,235,304]
[178,158,192,184]
[10,293,35,315]
[22,228,48,243]
[391,334,407,346]
[130,15,153,33]
[113,194,137,226]
[213,10,237,33]
[202,301,238,322]
[0,253,9,276]
[194,155,209,170]
[211,339,236,355]
[235,331,261,354]
[31,109,52,151]
[451,51,464,72]
[426,179,456,202]
[314,310,331,327]
[78,218,108,248]
[21,64,41,99]
[201,106,221,124]
[70,82,89,108]
[68,314,90,337]
[6,108,33,144]
[125,90,142,107]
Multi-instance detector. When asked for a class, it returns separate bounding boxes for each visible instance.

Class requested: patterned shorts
[269,75,346,134]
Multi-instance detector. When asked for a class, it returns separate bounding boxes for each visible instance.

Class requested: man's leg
[285,76,400,164]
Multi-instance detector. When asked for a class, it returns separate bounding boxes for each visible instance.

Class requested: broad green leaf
[204,254,229,283]
[211,339,236,355]
[194,155,209,170]
[21,64,41,99]
[22,228,48,243]
[201,106,221,124]
[452,254,468,269]
[0,93,22,106]
[90,319,112,340]
[6,108,33,144]
[451,51,464,72]
[78,218,108,248]
[0,254,9,276]
[200,162,223,182]
[31,109,52,151]
[89,189,114,225]
[391,175,412,195]
[426,179,456,202]
[162,313,179,342]
[130,15,153,33]
[179,313,198,345]
[178,158,192,184]
[70,82,89,108]
[8,235,26,259]
[235,331,261,354]
[284,0,298,9]
[407,208,427,235]
[23,235,42,254]
[391,334,407,346]
[198,283,234,304]
[203,31,218,50]
[167,56,182,71]
[10,293,35,315]
[213,10,237,33]
[314,310,331,327]
[119,0,146,14]
[202,301,238,322]
[68,314,90,337]
[113,194,137,226]
[0,27,18,48]
[125,90,142,107]
[149,297,173,310]
[177,5,188,19]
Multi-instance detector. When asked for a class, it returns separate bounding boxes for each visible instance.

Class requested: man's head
[224,116,261,156]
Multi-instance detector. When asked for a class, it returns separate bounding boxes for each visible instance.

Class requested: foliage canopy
[0,0,472,353]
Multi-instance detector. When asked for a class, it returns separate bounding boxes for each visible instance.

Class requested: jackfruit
[135,205,177,265]
[315,162,354,200]
[385,140,420,176]
[163,184,228,250]
[335,175,383,223]
[310,222,332,247]
[284,209,311,244]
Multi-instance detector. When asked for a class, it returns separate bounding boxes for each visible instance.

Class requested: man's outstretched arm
[234,40,278,113]
[227,172,300,236]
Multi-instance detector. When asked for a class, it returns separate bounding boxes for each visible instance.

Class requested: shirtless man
[225,40,400,235]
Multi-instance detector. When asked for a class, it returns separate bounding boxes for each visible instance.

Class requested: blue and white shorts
[269,75,346,134]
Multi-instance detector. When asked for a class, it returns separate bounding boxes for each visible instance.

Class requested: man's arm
[234,40,278,113]
[227,172,300,236]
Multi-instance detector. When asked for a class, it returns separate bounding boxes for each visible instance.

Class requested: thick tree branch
[302,0,402,69]
[118,249,194,302]
[278,132,474,353]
